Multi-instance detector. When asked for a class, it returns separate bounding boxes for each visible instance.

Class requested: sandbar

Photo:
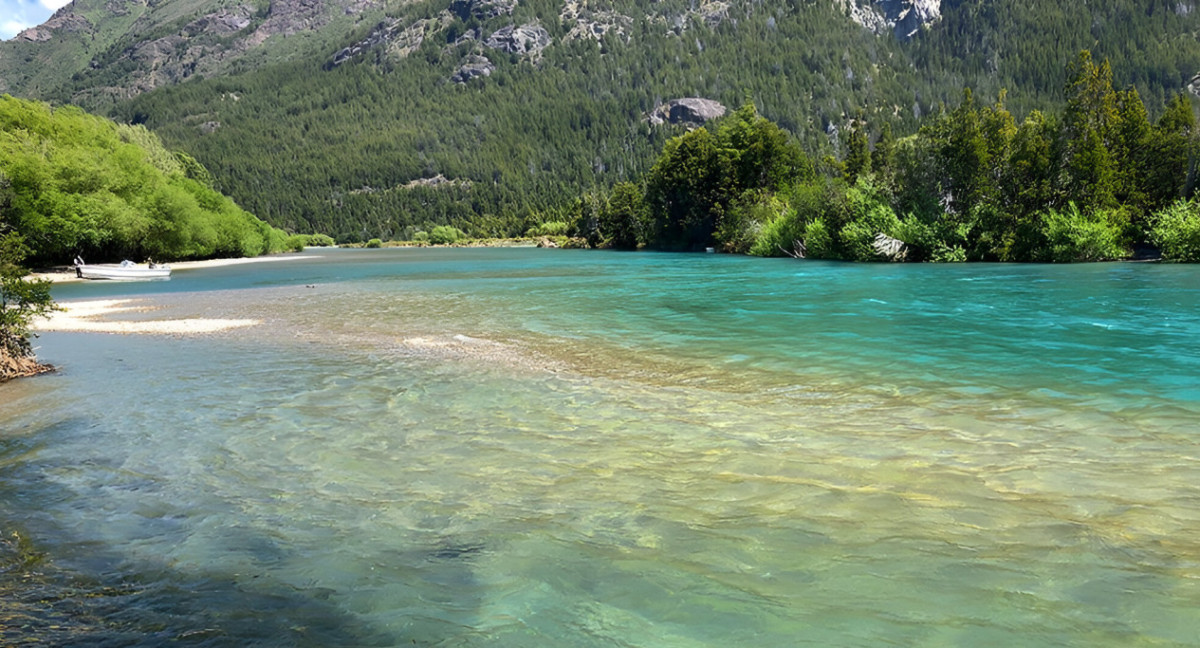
[34,299,260,335]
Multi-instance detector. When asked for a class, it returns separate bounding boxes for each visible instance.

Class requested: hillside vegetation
[2,1,1200,240]
[0,95,299,265]
[561,53,1200,262]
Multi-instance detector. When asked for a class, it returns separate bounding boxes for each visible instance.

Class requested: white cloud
[2,19,32,41]
[39,0,74,10]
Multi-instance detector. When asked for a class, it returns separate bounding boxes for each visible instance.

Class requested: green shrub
[1041,203,1126,262]
[307,233,336,247]
[838,179,902,261]
[931,244,968,263]
[428,225,465,245]
[526,221,570,237]
[412,231,429,242]
[284,234,308,252]
[747,206,801,257]
[1150,200,1200,262]
[365,238,383,248]
[804,218,838,259]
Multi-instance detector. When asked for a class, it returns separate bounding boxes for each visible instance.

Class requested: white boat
[76,259,171,280]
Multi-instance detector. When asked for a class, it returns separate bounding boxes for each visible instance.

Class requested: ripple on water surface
[4,249,1200,646]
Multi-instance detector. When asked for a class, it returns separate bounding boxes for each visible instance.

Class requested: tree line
[548,52,1200,262]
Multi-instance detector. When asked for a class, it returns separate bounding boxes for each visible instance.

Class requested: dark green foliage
[0,95,292,264]
[592,52,1199,262]
[645,127,734,249]
[644,104,813,250]
[598,182,647,249]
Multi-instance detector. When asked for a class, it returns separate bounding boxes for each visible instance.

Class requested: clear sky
[1,0,73,41]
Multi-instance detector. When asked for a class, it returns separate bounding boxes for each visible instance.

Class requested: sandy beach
[28,255,320,334]
[30,253,319,283]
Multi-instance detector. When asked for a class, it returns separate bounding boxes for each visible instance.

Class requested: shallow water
[4,248,1200,646]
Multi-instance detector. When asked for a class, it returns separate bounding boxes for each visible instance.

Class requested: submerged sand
[34,299,260,335]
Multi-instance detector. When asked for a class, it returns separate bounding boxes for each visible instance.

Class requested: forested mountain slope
[2,0,1199,240]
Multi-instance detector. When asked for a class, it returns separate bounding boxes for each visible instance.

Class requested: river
[2,247,1198,646]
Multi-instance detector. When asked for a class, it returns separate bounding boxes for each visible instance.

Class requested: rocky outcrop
[450,0,517,21]
[451,55,495,83]
[120,5,258,91]
[331,12,455,66]
[560,0,633,43]
[15,10,93,42]
[838,0,941,40]
[331,18,401,66]
[872,233,908,261]
[648,98,727,126]
[697,1,731,28]
[484,23,551,58]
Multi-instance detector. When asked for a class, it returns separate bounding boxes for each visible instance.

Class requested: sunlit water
[3,248,1200,646]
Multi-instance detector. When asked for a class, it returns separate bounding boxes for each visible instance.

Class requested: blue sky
[2,0,73,41]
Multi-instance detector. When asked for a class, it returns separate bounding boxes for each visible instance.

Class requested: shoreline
[29,253,320,284]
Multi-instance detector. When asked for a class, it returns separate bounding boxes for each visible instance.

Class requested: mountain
[2,0,1199,240]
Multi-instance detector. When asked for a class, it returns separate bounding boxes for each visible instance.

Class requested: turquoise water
[3,248,1200,646]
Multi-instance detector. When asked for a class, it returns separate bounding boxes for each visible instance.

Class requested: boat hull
[77,265,171,280]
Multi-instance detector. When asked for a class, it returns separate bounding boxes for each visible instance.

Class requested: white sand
[30,254,320,283]
[33,299,260,335]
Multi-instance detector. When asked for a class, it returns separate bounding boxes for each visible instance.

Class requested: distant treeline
[547,52,1200,262]
[0,95,309,265]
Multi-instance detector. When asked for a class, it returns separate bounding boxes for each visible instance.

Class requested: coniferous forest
[565,52,1200,262]
[56,0,1194,244]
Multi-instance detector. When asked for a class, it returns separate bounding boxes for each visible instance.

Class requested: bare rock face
[450,0,517,21]
[16,11,93,42]
[331,18,401,66]
[697,1,731,28]
[484,24,551,58]
[648,98,727,126]
[451,55,496,83]
[838,0,941,40]
[872,233,908,261]
[560,0,633,42]
[331,12,453,66]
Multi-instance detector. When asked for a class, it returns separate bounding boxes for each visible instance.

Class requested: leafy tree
[644,127,734,249]
[1,175,57,380]
[600,182,647,249]
[1058,51,1119,211]
[1144,93,1199,211]
[0,95,291,264]
[843,114,872,184]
